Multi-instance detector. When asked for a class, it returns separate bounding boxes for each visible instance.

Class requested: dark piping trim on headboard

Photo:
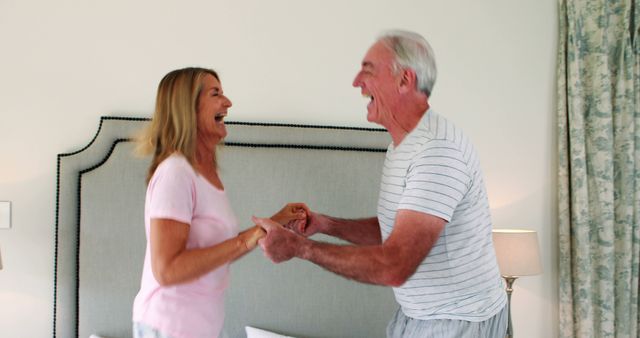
[53,155,61,337]
[99,116,387,132]
[224,142,387,153]
[73,138,131,336]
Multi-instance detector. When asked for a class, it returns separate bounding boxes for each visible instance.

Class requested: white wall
[0,0,557,337]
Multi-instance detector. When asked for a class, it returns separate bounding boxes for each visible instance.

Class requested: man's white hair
[377,30,437,97]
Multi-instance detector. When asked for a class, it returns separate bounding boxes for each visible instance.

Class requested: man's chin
[366,111,382,125]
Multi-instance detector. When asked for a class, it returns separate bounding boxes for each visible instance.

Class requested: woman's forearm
[153,226,264,286]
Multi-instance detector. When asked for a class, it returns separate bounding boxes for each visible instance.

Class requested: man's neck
[387,103,429,146]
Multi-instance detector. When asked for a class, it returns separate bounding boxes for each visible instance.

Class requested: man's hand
[293,210,328,237]
[269,203,332,238]
[270,203,309,230]
[254,216,304,263]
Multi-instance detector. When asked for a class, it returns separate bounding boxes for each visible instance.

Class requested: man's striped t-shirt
[377,109,506,321]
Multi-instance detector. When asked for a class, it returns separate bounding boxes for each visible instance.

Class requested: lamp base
[503,276,517,338]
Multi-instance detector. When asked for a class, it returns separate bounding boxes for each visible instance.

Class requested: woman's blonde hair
[137,67,219,183]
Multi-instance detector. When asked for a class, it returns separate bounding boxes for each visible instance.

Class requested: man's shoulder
[413,111,477,156]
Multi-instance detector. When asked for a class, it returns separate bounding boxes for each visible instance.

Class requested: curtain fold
[557,0,640,337]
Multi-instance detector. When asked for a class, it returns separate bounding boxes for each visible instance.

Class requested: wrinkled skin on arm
[286,209,382,246]
[256,209,445,287]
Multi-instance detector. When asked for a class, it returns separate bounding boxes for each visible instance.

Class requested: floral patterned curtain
[557,0,640,337]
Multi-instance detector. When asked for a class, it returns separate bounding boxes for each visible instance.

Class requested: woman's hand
[239,225,266,250]
[253,216,304,263]
[270,203,309,229]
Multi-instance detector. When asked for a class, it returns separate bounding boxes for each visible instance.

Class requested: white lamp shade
[492,229,542,277]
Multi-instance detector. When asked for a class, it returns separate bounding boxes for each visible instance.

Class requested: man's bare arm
[257,209,445,286]
[309,214,381,245]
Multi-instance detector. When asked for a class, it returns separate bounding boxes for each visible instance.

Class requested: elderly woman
[132,67,306,338]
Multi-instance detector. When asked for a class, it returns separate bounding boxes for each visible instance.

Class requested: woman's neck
[195,143,216,171]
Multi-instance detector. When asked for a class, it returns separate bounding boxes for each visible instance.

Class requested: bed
[53,116,397,338]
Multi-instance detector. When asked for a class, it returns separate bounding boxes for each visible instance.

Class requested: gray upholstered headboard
[54,117,396,338]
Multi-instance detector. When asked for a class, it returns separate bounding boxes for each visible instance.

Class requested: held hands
[270,202,328,237]
[240,203,309,253]
[254,202,326,263]
[253,216,303,263]
[270,202,309,230]
[292,209,326,237]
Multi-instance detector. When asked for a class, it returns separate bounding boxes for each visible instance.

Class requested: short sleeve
[147,157,195,224]
[398,142,471,222]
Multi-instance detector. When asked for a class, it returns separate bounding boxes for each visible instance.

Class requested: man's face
[352,41,402,127]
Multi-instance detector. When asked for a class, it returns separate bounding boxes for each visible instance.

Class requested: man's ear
[398,68,418,94]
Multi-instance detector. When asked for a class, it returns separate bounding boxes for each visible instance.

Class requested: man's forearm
[296,238,403,286]
[320,216,381,245]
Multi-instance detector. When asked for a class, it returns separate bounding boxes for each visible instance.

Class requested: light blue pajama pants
[133,322,230,338]
[386,304,508,338]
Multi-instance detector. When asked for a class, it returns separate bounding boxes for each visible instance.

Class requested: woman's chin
[215,125,227,141]
[218,131,227,141]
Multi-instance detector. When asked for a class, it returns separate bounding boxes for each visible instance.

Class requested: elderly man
[254,30,507,338]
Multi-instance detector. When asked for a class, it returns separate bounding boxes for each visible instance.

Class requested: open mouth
[364,94,374,108]
[214,113,227,122]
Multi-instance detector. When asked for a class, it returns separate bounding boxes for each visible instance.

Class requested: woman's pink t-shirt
[133,154,239,338]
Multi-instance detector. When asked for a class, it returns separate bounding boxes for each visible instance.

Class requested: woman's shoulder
[155,153,196,177]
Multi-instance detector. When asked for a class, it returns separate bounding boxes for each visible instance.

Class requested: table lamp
[492,229,542,338]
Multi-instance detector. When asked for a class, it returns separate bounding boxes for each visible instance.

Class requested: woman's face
[196,74,232,147]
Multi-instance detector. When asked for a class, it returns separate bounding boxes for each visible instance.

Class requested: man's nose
[352,73,362,87]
